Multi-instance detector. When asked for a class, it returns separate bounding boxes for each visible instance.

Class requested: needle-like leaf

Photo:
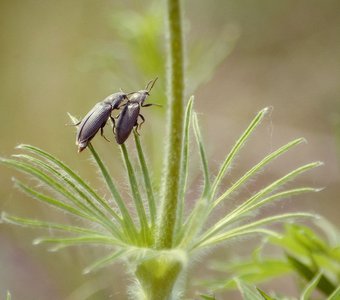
[120,143,149,245]
[177,96,194,230]
[88,144,139,244]
[134,131,156,228]
[212,138,306,208]
[194,213,314,249]
[209,107,270,201]
[83,249,128,274]
[17,144,122,225]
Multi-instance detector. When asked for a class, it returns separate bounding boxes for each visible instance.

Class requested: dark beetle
[115,78,159,144]
[76,92,127,152]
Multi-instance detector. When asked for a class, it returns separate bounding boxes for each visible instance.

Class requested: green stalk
[157,0,185,249]
[135,258,183,300]
[133,0,185,298]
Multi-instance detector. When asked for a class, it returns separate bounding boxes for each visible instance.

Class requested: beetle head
[128,77,158,104]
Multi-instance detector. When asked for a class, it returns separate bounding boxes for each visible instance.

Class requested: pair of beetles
[75,78,159,152]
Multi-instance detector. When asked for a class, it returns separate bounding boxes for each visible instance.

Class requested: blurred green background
[0,1,339,299]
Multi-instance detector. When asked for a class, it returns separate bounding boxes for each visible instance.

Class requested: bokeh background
[0,1,339,299]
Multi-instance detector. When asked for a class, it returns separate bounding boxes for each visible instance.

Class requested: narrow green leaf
[193,112,210,198]
[18,144,123,225]
[314,217,340,247]
[235,279,264,300]
[134,131,156,227]
[227,162,323,221]
[2,157,122,235]
[83,249,127,274]
[120,143,149,244]
[2,158,94,215]
[236,187,318,218]
[6,291,11,300]
[199,294,217,300]
[14,154,123,238]
[238,162,322,212]
[177,196,209,248]
[213,138,306,208]
[269,222,340,283]
[177,96,194,231]
[256,288,275,300]
[210,107,269,201]
[195,213,314,249]
[2,213,102,235]
[328,285,340,300]
[207,162,322,239]
[34,235,124,249]
[196,228,279,250]
[208,258,292,290]
[286,253,336,296]
[181,141,312,249]
[175,110,212,246]
[300,271,323,300]
[88,144,139,244]
[14,179,98,222]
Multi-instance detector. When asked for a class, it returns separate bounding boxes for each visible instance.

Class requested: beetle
[76,92,128,152]
[115,78,159,144]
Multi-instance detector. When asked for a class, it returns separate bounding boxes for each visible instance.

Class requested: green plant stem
[157,0,185,249]
[135,257,182,300]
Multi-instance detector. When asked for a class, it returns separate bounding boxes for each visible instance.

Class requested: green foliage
[107,3,165,91]
[0,1,325,299]
[235,279,272,300]
[233,276,340,300]
[90,2,237,97]
[199,293,217,300]
[328,286,340,300]
[206,222,340,299]
[1,100,321,299]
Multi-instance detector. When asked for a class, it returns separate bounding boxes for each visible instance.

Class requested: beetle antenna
[146,77,158,92]
[145,79,153,90]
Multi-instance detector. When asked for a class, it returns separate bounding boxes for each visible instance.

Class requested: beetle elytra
[76,92,127,152]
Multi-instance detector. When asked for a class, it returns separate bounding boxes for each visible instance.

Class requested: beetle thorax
[103,92,127,109]
[129,90,149,104]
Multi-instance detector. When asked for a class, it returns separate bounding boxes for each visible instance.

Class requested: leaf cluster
[203,221,340,299]
[0,99,321,282]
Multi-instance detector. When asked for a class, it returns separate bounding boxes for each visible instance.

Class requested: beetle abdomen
[76,102,112,148]
[115,103,140,144]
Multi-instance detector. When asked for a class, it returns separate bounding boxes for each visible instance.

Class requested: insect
[76,92,128,152]
[115,78,159,144]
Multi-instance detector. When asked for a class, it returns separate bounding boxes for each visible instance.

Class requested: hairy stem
[157,0,185,249]
[135,257,182,300]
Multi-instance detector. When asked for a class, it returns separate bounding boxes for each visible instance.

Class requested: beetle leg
[117,103,127,109]
[100,124,110,142]
[141,103,162,107]
[110,115,116,126]
[137,114,145,130]
[110,115,116,134]
[134,127,140,136]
